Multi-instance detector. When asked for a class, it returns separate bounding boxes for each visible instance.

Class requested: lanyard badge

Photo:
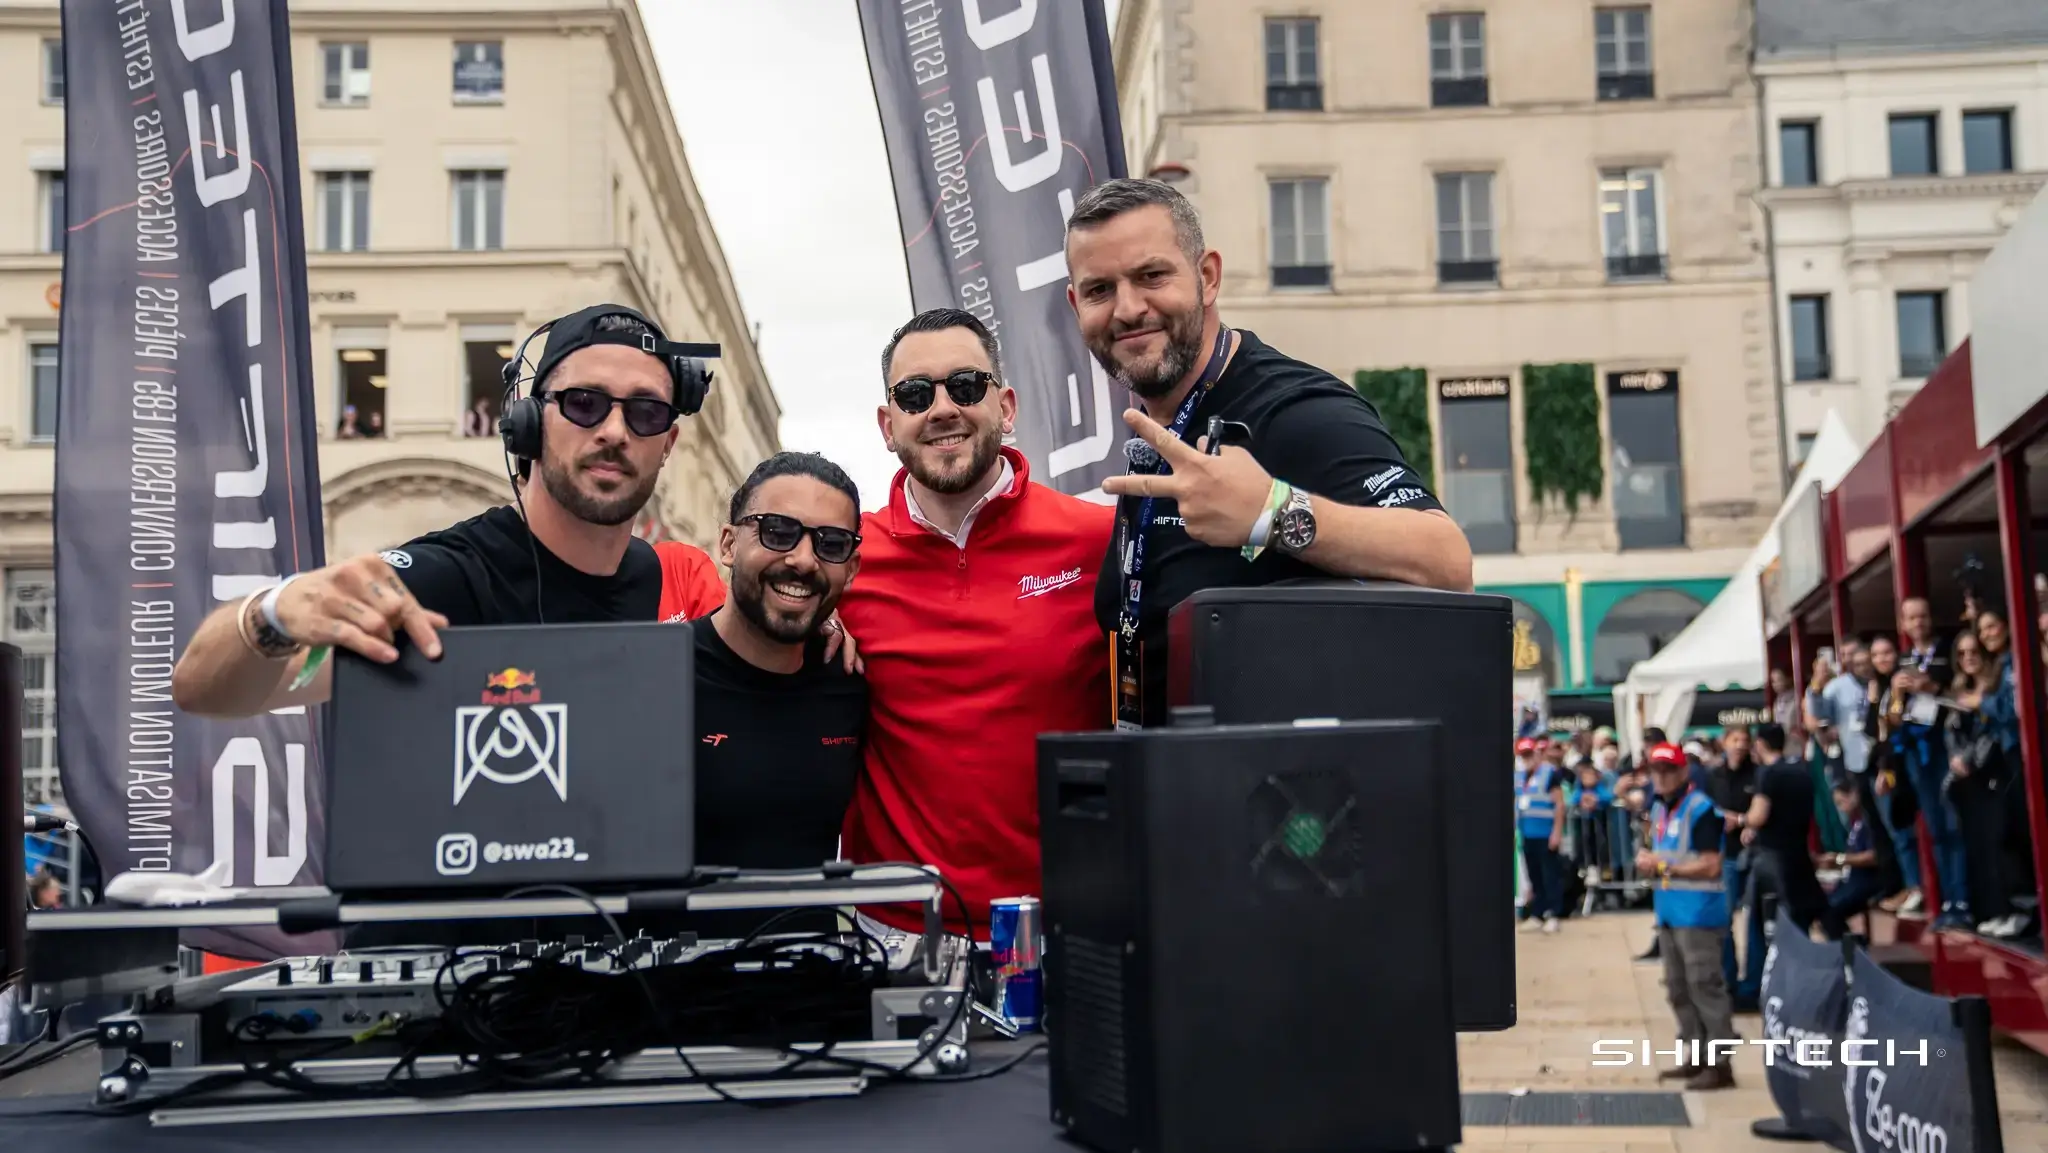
[1112,327,1233,730]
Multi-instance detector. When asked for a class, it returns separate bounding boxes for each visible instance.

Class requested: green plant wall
[1352,368,1433,490]
[1521,362,1603,514]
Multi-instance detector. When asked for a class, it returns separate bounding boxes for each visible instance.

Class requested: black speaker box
[1168,582,1515,1031]
[1039,718,1461,1153]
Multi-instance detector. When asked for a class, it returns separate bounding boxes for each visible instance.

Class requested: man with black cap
[172,304,700,712]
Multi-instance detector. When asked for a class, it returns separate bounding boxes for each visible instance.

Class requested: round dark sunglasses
[546,387,681,438]
[736,513,861,564]
[889,370,996,415]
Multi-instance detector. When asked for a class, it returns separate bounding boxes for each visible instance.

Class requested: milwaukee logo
[1363,466,1404,496]
[1018,567,1084,599]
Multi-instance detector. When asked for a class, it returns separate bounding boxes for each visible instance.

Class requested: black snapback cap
[531,304,672,391]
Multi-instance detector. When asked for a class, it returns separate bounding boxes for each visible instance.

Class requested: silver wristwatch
[1272,487,1316,555]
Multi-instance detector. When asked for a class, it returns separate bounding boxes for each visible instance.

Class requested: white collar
[904,457,1014,549]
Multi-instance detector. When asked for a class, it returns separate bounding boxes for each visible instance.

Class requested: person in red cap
[1635,740,1736,1090]
[1516,735,1567,933]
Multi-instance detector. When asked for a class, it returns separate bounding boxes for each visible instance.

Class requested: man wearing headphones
[172,303,711,714]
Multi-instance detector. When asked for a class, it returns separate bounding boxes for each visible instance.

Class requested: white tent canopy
[1612,411,1863,753]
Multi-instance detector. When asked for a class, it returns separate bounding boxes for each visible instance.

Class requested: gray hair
[1066,177,1205,269]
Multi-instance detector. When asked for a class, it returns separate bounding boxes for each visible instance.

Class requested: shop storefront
[1488,577,1728,695]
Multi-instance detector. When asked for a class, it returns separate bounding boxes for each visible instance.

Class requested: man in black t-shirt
[1060,179,1474,726]
[1742,724,1830,937]
[172,303,702,715]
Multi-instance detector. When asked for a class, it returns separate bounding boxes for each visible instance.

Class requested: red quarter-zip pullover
[837,448,1113,935]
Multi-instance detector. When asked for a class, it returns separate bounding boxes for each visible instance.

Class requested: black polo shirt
[1092,330,1444,724]
[383,504,662,626]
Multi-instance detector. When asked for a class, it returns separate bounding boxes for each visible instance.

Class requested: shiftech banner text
[55,1,326,936]
[856,0,1126,498]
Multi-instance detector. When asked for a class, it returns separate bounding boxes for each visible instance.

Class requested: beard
[732,560,838,645]
[1086,299,1206,399]
[899,419,1003,496]
[538,442,659,527]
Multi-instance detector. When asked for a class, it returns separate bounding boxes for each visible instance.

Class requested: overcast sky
[644,0,1120,511]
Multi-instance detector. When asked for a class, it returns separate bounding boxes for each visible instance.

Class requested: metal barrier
[1565,805,1653,914]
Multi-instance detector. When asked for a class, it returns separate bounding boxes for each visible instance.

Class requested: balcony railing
[1438,259,1498,286]
[1597,72,1655,101]
[1271,263,1332,289]
[1266,83,1322,112]
[1431,77,1489,108]
[1606,253,1667,281]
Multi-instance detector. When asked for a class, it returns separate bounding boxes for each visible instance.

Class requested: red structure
[1762,339,2048,1056]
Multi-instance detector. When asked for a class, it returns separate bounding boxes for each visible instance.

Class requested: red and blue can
[989,896,1043,1031]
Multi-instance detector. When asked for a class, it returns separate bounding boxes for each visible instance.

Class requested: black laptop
[326,622,693,894]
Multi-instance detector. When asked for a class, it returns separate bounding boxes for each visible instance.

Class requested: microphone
[23,812,77,834]
[1123,437,1160,471]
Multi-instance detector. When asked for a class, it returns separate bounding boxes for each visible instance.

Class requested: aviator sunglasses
[889,370,997,415]
[736,513,861,564]
[545,387,682,437]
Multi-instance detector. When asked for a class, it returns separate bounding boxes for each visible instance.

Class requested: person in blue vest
[1515,736,1567,934]
[1634,741,1738,1091]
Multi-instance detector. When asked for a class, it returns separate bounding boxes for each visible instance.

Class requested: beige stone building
[0,0,777,811]
[1114,0,1783,700]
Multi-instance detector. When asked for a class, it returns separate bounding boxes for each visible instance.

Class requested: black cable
[0,1030,95,1083]
[500,351,546,625]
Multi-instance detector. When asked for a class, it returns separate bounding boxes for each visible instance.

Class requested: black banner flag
[1758,910,1853,1149]
[56,0,326,955]
[1842,948,1997,1153]
[856,0,1128,498]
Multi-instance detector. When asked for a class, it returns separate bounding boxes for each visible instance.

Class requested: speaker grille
[1060,934,1129,1116]
[1247,768,1368,897]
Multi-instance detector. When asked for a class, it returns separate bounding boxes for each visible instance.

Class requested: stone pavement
[1453,910,2048,1152]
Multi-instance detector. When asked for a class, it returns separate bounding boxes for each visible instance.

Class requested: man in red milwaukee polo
[838,308,1114,937]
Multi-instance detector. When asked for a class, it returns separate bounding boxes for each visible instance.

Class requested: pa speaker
[1168,581,1515,1031]
[1040,718,1461,1153]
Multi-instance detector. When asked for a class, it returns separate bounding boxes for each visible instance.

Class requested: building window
[1779,121,1818,187]
[1439,380,1515,554]
[322,42,371,106]
[1794,432,1818,468]
[1896,291,1947,379]
[1963,110,2014,175]
[1429,13,1487,107]
[462,328,515,435]
[39,171,63,255]
[318,171,370,252]
[1599,167,1665,280]
[1268,177,1330,289]
[7,569,58,808]
[1434,172,1496,285]
[451,169,505,251]
[1595,7,1653,101]
[1888,113,1938,177]
[41,38,62,104]
[1592,589,1704,683]
[1607,370,1684,550]
[1790,295,1831,381]
[454,41,504,103]
[29,342,58,441]
[1264,17,1321,111]
[336,344,388,439]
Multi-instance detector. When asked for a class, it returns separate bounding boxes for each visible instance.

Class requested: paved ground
[1454,910,2048,1151]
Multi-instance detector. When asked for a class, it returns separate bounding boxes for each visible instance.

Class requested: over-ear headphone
[497,305,720,474]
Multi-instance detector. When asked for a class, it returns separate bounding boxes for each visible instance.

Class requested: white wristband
[1247,507,1277,548]
[259,573,305,643]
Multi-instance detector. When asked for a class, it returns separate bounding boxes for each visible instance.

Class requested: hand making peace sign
[1100,408,1279,548]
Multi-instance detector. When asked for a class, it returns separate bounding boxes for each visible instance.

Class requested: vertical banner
[1842,948,1995,1153]
[857,0,1128,497]
[1757,911,1852,1149]
[56,1,326,954]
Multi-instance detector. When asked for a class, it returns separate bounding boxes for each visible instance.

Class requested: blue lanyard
[1116,326,1233,639]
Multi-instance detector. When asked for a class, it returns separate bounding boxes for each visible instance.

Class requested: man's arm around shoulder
[172,552,450,718]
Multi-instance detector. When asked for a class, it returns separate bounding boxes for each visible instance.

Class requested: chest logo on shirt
[1018,567,1084,599]
[821,736,858,747]
[1363,466,1405,496]
[455,669,568,805]
[1376,486,1425,509]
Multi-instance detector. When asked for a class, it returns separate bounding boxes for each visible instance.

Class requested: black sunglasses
[889,370,996,415]
[546,387,680,438]
[736,513,861,564]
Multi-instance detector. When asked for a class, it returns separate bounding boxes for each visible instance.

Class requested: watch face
[1276,508,1316,551]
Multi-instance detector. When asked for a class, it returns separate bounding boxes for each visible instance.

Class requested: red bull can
[989,897,1043,1031]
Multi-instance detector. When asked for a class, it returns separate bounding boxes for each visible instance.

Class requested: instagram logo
[435,832,478,876]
